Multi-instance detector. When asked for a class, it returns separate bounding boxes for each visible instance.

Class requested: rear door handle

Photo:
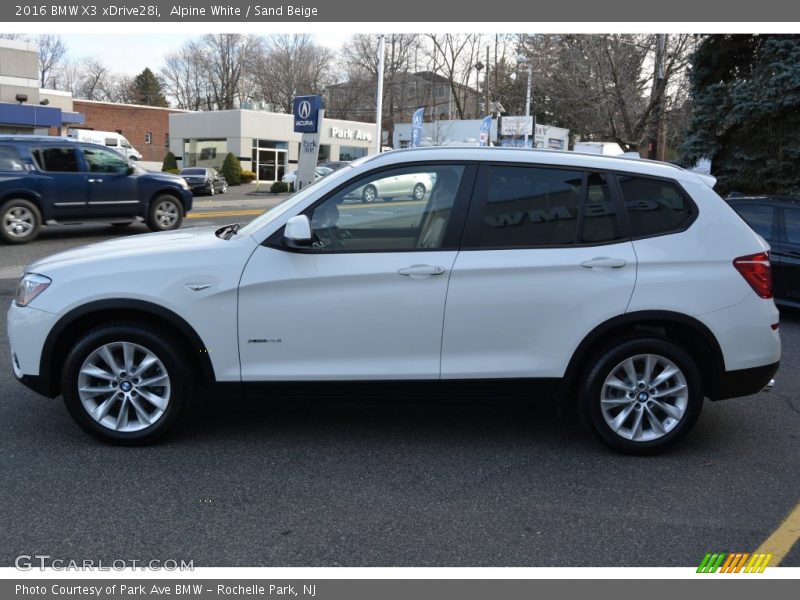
[581,257,627,269]
[88,178,103,183]
[397,264,446,278]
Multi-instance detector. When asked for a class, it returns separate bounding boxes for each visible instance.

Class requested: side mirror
[283,215,313,248]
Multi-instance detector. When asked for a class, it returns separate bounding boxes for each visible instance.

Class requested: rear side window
[0,145,24,171]
[783,208,800,245]
[31,148,80,172]
[734,204,775,241]
[617,176,694,237]
[468,166,623,248]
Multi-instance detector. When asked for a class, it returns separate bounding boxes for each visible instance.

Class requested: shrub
[165,168,180,175]
[220,152,242,185]
[241,170,256,184]
[270,181,289,193]
[161,151,178,172]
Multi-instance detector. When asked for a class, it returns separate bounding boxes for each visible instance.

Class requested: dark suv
[0,136,193,244]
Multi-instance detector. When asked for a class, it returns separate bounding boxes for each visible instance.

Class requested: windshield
[237,162,359,238]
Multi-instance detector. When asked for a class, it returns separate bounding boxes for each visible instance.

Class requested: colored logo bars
[697,552,772,573]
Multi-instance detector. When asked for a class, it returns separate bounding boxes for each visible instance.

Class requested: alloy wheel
[3,206,35,239]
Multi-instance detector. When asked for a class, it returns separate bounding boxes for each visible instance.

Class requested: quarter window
[618,176,694,237]
[302,165,465,252]
[31,148,80,172]
[0,145,24,171]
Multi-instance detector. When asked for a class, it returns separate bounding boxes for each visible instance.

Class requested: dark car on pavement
[0,135,193,244]
[727,195,800,308]
[179,167,228,196]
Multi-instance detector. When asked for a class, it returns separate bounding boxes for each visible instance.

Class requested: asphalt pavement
[0,189,798,567]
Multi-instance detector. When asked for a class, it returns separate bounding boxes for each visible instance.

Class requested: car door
[441,164,636,382]
[237,163,474,381]
[79,145,141,217]
[29,146,90,217]
[776,205,800,305]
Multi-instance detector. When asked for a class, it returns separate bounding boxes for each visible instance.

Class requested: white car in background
[282,166,333,191]
[352,171,435,202]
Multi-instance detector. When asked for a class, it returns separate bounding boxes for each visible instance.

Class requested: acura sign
[293,95,322,133]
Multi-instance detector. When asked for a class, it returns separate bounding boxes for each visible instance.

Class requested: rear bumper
[708,361,780,401]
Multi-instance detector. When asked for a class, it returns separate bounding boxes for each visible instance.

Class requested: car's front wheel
[1,198,42,244]
[62,322,193,445]
[146,195,183,231]
[580,337,703,454]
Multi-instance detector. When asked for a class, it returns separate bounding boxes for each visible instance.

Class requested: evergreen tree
[220,152,242,186]
[161,151,178,172]
[131,67,169,107]
[682,35,800,195]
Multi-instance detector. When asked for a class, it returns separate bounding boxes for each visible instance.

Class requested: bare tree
[37,34,67,88]
[252,34,333,113]
[162,45,208,110]
[426,34,483,119]
[76,58,111,100]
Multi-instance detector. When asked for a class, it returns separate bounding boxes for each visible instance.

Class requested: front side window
[303,165,465,252]
[31,148,80,172]
[618,175,694,238]
[82,146,130,174]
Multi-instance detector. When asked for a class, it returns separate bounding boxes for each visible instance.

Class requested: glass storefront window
[339,146,368,161]
[183,139,228,168]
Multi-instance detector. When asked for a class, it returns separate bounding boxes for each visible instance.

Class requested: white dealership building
[169,108,377,183]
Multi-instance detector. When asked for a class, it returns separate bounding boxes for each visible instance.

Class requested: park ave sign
[330,127,373,142]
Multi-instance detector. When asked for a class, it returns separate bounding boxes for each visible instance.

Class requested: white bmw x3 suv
[7,148,780,452]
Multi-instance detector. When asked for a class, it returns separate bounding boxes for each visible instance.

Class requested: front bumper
[7,301,60,397]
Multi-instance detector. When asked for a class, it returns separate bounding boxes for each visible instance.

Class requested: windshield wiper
[216,223,241,240]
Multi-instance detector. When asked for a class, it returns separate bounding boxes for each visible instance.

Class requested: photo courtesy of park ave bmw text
[0,0,799,597]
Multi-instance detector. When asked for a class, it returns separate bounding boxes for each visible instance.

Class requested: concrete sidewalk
[190,191,291,212]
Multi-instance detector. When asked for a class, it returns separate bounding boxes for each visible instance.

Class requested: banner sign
[479,116,493,147]
[293,95,324,190]
[411,108,425,148]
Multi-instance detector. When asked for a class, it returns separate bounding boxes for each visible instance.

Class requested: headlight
[178,178,190,190]
[16,273,51,307]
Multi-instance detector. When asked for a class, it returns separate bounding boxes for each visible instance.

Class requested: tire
[208,183,215,196]
[362,184,377,203]
[61,321,194,445]
[1,198,41,244]
[579,337,703,454]
[146,195,183,232]
[413,183,426,200]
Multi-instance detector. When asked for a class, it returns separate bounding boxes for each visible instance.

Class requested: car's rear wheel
[62,322,193,445]
[146,195,183,232]
[1,198,41,244]
[208,183,215,196]
[362,184,377,203]
[579,337,703,454]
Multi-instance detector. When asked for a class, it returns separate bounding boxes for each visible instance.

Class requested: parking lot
[1,190,799,567]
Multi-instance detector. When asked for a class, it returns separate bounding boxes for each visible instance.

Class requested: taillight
[733,252,773,299]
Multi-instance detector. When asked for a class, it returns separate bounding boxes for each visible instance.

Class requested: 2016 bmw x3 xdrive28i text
[0,136,193,244]
[7,148,780,452]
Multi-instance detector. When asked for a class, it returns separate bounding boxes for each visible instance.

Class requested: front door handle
[397,264,446,278]
[88,178,104,183]
[581,257,627,269]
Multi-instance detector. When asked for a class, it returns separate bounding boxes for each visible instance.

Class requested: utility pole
[485,45,490,118]
[649,33,667,161]
[375,34,385,154]
[524,61,532,147]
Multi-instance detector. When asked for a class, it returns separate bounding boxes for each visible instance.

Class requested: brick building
[72,100,187,163]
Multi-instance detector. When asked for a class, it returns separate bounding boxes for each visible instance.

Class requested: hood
[142,170,187,185]
[27,226,234,274]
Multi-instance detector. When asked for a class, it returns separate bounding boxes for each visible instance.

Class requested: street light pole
[375,34,385,154]
[524,62,532,147]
